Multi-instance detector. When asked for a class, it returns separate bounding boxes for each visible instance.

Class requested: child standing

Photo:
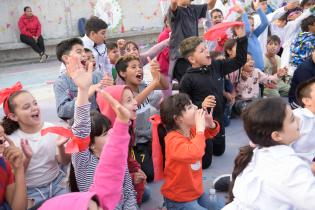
[106,42,121,81]
[225,97,315,210]
[179,25,247,166]
[160,93,220,210]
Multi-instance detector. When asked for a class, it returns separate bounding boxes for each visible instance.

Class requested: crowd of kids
[1,0,315,210]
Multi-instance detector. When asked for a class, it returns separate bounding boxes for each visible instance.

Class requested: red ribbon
[149,114,164,182]
[0,82,23,116]
[41,126,90,154]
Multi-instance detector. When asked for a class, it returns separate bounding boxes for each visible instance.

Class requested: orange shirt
[161,122,220,202]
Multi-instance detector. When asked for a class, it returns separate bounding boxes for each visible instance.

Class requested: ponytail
[228,145,254,203]
[2,116,19,135]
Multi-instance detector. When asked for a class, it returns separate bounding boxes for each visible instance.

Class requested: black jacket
[179,36,248,124]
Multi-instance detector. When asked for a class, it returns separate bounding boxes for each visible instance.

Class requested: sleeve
[72,103,91,138]
[72,151,93,192]
[242,13,251,36]
[253,8,269,38]
[18,16,33,37]
[35,16,41,38]
[89,120,130,210]
[285,9,312,38]
[266,6,286,23]
[167,132,206,163]
[220,37,248,75]
[191,121,220,139]
[140,39,169,65]
[53,79,75,120]
[257,70,277,84]
[192,4,208,19]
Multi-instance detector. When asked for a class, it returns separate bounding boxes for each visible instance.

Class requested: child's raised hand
[3,136,24,170]
[148,57,161,85]
[205,108,216,129]
[100,73,114,87]
[97,89,131,123]
[56,136,69,147]
[195,109,206,133]
[117,39,126,50]
[202,95,216,109]
[277,67,288,78]
[21,139,32,160]
[66,55,93,90]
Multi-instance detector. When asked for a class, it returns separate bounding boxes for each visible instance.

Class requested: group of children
[1,0,315,210]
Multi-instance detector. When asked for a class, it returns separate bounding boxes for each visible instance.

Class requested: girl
[224,97,315,209]
[0,126,27,210]
[0,82,70,208]
[39,56,137,210]
[159,93,221,210]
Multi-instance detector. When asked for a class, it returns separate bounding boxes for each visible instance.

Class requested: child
[160,93,221,210]
[168,0,217,82]
[288,48,315,108]
[54,38,113,120]
[82,16,112,76]
[291,78,315,164]
[39,57,137,210]
[84,48,96,68]
[179,25,247,166]
[0,127,26,210]
[234,54,285,114]
[110,55,168,182]
[263,35,290,97]
[224,97,315,210]
[106,42,120,81]
[0,82,70,208]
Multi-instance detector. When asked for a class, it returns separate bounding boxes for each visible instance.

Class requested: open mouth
[136,73,142,80]
[31,113,40,120]
[81,60,86,66]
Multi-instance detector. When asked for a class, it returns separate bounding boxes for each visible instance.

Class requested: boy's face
[85,51,96,69]
[90,29,107,45]
[211,11,223,25]
[303,0,315,9]
[260,1,268,13]
[119,59,143,86]
[63,44,86,65]
[308,22,315,34]
[243,54,255,72]
[266,41,280,55]
[108,47,120,64]
[302,83,315,113]
[189,43,211,67]
[249,18,255,32]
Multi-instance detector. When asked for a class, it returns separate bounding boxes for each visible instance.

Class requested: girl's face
[125,43,139,57]
[9,92,42,130]
[275,106,300,145]
[88,200,103,210]
[303,0,315,9]
[93,131,109,153]
[121,89,138,120]
[266,41,280,55]
[120,60,143,86]
[243,54,255,73]
[227,44,237,59]
[176,102,198,129]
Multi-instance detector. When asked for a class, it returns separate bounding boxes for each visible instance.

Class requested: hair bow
[0,82,23,116]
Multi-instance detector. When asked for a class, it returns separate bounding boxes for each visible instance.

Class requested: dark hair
[301,0,315,8]
[2,90,29,135]
[115,55,140,81]
[267,35,281,45]
[56,38,83,62]
[301,15,315,32]
[224,39,237,58]
[124,41,139,51]
[84,48,92,53]
[296,77,315,107]
[107,42,118,51]
[228,97,287,203]
[210,9,223,18]
[68,111,111,192]
[179,36,203,59]
[160,93,192,131]
[209,51,223,60]
[24,6,31,12]
[85,17,108,36]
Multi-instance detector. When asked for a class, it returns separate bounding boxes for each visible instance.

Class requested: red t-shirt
[0,158,14,205]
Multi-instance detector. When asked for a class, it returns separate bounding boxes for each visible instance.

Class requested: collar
[81,35,95,49]
[301,108,315,119]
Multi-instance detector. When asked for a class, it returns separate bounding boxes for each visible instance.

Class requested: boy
[106,42,120,81]
[179,25,247,168]
[168,0,217,82]
[289,48,315,108]
[114,54,169,181]
[292,77,315,165]
[263,35,290,97]
[54,38,113,120]
[82,16,112,77]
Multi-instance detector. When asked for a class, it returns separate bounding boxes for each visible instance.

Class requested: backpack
[290,32,315,67]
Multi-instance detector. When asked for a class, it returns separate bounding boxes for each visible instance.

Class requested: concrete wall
[0,0,164,44]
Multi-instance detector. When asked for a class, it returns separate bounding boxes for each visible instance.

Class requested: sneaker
[39,54,49,63]
[213,174,232,192]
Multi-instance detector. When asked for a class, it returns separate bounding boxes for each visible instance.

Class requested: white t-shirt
[9,122,60,187]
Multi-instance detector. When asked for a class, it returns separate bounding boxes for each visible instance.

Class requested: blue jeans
[27,170,69,206]
[164,193,222,210]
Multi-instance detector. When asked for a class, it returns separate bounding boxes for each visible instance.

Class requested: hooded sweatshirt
[97,85,145,204]
[18,14,41,38]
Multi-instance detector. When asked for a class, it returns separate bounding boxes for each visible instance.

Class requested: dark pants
[20,34,45,55]
[202,140,213,169]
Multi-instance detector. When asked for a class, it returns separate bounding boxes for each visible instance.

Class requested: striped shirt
[71,102,138,209]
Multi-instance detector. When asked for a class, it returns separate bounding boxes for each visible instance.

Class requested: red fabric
[215,33,229,52]
[0,82,23,116]
[0,158,14,205]
[128,154,144,204]
[41,127,90,154]
[18,14,41,38]
[204,21,244,41]
[149,114,164,182]
[157,28,170,75]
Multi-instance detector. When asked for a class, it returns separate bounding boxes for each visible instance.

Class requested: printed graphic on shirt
[191,161,201,171]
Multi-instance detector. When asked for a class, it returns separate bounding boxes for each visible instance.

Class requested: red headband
[41,126,90,154]
[0,82,23,116]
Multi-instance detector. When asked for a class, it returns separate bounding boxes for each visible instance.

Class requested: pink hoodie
[39,120,130,210]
